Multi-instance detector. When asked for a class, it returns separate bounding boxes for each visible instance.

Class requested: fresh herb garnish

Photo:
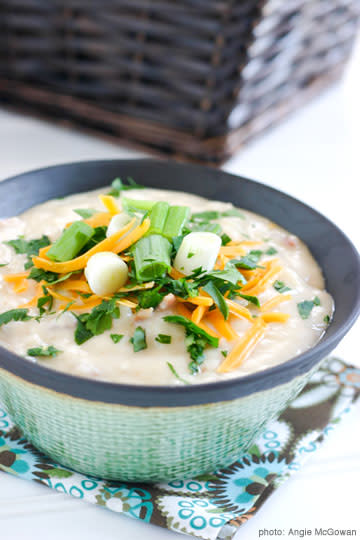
[164,315,218,373]
[231,250,263,270]
[156,334,172,344]
[73,208,98,219]
[266,246,278,255]
[297,297,320,319]
[110,333,124,343]
[221,350,228,357]
[107,177,144,197]
[221,233,232,246]
[28,267,78,284]
[167,362,190,384]
[27,345,61,358]
[137,286,164,309]
[37,286,54,317]
[187,252,195,259]
[202,281,229,320]
[273,280,291,294]
[5,235,51,269]
[0,263,8,267]
[323,315,330,324]
[73,299,120,344]
[130,326,147,352]
[0,309,32,327]
[79,226,107,253]
[237,293,260,307]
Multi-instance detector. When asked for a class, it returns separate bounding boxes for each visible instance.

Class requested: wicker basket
[0,0,359,164]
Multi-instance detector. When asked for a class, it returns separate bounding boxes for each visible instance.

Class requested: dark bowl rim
[0,158,359,407]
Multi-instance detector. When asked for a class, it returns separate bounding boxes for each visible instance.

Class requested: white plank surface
[0,41,359,540]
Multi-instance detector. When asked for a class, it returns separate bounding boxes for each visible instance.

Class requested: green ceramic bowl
[0,160,359,482]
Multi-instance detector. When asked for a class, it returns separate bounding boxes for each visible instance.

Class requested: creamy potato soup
[0,182,334,385]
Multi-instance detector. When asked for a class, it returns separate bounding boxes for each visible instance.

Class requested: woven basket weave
[0,0,359,164]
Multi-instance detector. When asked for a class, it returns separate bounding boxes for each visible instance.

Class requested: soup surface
[0,185,333,385]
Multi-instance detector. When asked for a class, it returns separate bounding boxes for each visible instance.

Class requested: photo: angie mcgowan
[258,529,358,537]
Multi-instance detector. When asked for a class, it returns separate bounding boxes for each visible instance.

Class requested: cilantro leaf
[37,287,53,317]
[164,315,218,373]
[137,287,165,309]
[28,267,78,284]
[202,281,229,320]
[107,177,144,197]
[0,263,8,267]
[130,326,147,352]
[273,280,291,294]
[0,309,32,327]
[73,208,98,219]
[231,250,263,270]
[110,333,124,343]
[156,334,172,344]
[266,246,278,255]
[221,233,232,246]
[27,345,61,358]
[5,235,51,269]
[237,293,260,307]
[297,297,321,319]
[73,299,120,344]
[323,315,330,324]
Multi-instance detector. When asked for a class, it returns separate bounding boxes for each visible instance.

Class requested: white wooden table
[0,42,359,539]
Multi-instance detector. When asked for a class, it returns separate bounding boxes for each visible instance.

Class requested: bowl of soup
[0,159,358,482]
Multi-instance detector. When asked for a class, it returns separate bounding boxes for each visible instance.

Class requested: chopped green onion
[73,208,98,219]
[162,206,190,240]
[47,222,94,262]
[133,234,172,280]
[147,202,170,235]
[122,198,155,213]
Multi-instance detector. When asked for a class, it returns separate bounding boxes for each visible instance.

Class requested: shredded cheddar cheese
[217,318,266,372]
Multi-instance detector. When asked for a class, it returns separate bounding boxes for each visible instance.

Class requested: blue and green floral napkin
[1,357,359,540]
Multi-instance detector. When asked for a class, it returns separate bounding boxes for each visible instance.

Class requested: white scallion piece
[106,212,137,238]
[85,252,128,296]
[174,232,221,275]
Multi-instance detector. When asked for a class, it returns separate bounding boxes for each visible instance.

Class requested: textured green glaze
[0,361,323,481]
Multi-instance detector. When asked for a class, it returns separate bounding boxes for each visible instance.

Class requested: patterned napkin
[1,357,359,540]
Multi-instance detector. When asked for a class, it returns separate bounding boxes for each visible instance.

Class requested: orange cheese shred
[17,283,43,308]
[99,195,120,215]
[261,312,290,323]
[260,294,292,312]
[175,302,220,338]
[219,246,246,257]
[217,318,266,372]
[225,298,253,321]
[177,296,213,307]
[244,259,282,296]
[111,218,150,254]
[3,272,29,283]
[169,267,185,280]
[206,310,238,341]
[60,279,92,294]
[191,305,206,325]
[32,217,141,273]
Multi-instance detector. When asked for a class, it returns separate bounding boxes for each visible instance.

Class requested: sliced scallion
[162,206,190,239]
[121,198,155,213]
[147,202,170,235]
[47,222,94,262]
[133,234,172,280]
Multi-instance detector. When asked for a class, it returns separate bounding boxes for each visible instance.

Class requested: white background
[0,39,359,540]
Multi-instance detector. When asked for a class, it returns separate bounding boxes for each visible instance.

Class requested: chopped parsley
[37,286,54,317]
[163,315,218,374]
[27,345,61,358]
[323,315,330,324]
[155,334,172,344]
[231,250,263,270]
[237,293,260,307]
[273,280,291,294]
[73,299,120,345]
[191,209,245,221]
[187,252,195,259]
[110,333,124,343]
[5,235,51,269]
[28,267,78,284]
[266,246,277,255]
[167,362,190,384]
[221,350,228,357]
[107,177,144,197]
[0,263,8,267]
[130,326,147,352]
[297,297,321,319]
[0,309,32,327]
